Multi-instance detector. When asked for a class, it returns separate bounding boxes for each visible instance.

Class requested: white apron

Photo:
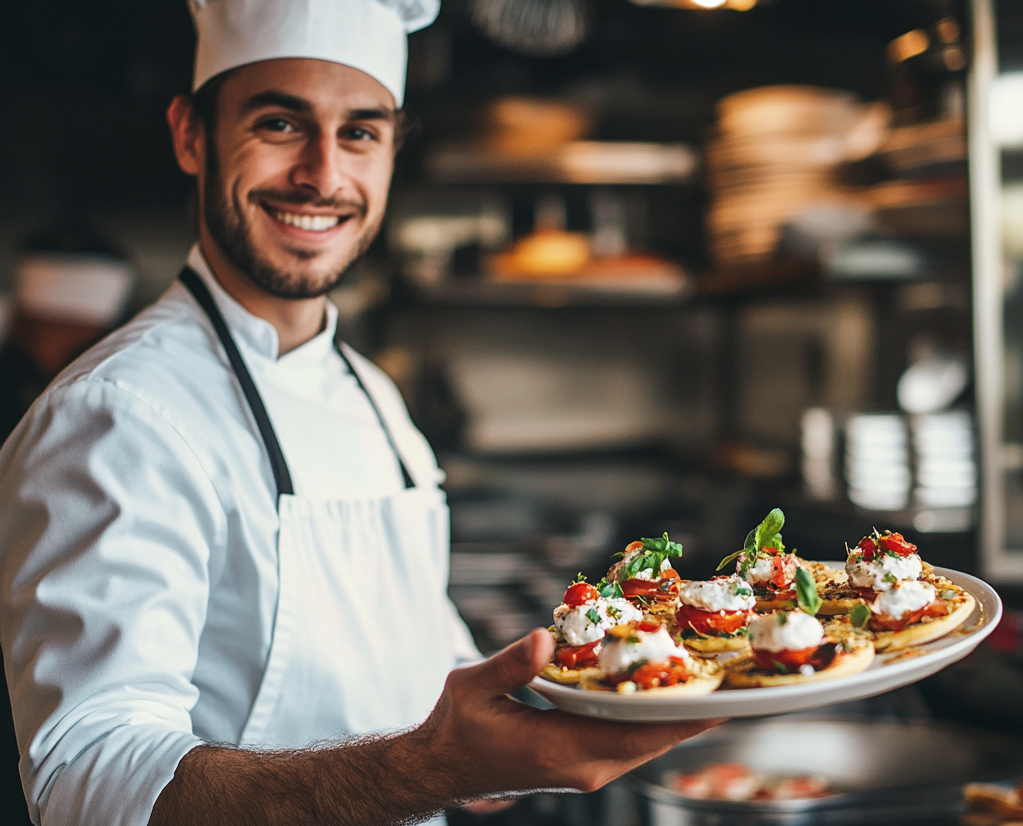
[181,269,455,812]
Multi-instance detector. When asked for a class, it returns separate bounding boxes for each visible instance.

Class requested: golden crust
[722,637,874,688]
[540,663,602,685]
[872,590,976,652]
[754,595,795,612]
[682,633,750,654]
[579,656,723,695]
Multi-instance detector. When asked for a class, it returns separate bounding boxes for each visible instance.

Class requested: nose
[290,131,346,199]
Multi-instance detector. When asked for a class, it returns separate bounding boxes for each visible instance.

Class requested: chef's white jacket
[0,247,478,826]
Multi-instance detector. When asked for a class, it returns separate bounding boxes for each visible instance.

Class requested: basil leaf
[586,607,601,625]
[755,509,785,552]
[795,566,822,617]
[849,603,871,628]
[598,578,624,599]
[716,549,745,572]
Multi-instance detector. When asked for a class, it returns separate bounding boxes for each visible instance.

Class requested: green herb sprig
[716,508,786,574]
[795,566,822,616]
[596,577,625,600]
[614,533,684,580]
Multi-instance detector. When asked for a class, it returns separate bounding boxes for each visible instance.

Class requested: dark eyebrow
[347,107,397,123]
[242,90,312,114]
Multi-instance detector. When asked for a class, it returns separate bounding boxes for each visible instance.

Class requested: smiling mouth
[266,207,348,232]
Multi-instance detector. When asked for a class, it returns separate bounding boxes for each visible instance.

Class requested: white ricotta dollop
[846,553,922,591]
[738,552,797,587]
[598,625,689,676]
[748,612,824,653]
[678,576,756,612]
[871,580,936,619]
[553,598,643,646]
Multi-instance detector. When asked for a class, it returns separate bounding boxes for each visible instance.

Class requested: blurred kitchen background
[7,0,1023,823]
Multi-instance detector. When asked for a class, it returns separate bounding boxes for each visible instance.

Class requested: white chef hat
[189,0,440,107]
[15,254,134,327]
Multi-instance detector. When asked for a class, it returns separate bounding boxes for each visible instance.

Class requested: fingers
[455,629,555,699]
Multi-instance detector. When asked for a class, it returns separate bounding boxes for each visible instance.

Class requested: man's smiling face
[198,58,397,299]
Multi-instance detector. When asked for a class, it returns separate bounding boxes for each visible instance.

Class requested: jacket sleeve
[0,378,227,826]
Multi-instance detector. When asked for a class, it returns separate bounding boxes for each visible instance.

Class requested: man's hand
[151,629,719,826]
[418,628,721,801]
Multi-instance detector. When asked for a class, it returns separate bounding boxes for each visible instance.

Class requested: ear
[166,94,205,177]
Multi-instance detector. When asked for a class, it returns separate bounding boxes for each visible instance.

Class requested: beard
[202,141,381,300]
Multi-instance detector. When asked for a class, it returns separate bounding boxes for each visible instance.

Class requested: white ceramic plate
[527,565,1001,722]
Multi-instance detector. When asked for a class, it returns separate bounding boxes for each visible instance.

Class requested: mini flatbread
[540,663,602,685]
[723,637,874,688]
[579,655,723,695]
[681,631,750,654]
[871,589,975,652]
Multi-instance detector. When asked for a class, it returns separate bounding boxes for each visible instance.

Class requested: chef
[0,2,714,825]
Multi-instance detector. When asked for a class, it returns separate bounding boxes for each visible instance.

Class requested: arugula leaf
[849,603,871,628]
[795,566,822,617]
[586,607,601,625]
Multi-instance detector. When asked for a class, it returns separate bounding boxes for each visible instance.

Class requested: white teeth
[273,210,342,231]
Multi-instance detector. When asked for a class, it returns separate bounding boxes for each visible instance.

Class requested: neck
[198,229,327,356]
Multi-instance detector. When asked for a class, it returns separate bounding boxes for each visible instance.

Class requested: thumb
[470,628,554,697]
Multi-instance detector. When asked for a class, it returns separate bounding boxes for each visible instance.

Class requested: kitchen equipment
[527,566,1000,721]
[469,0,590,57]
[634,717,1023,825]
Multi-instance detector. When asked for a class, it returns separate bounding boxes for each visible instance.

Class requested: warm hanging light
[628,0,758,10]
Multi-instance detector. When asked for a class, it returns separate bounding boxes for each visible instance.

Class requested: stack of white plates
[845,413,912,511]
[706,86,888,269]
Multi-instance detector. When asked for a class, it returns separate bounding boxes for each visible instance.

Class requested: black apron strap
[179,266,416,499]
[180,267,295,499]
[333,337,417,490]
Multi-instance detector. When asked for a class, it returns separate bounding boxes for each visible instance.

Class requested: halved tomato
[878,532,917,557]
[554,640,601,669]
[748,551,798,592]
[608,656,689,689]
[868,600,947,632]
[753,645,817,673]
[622,568,681,601]
[675,604,750,636]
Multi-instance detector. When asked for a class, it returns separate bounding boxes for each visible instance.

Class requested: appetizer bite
[717,509,801,611]
[846,575,976,652]
[542,575,643,684]
[724,568,875,686]
[579,620,723,695]
[675,575,756,653]
[816,529,928,615]
[608,533,684,620]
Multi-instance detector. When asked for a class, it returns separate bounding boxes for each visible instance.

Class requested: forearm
[150,724,460,826]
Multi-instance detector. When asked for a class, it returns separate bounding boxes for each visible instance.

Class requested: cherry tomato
[753,645,817,673]
[623,541,645,555]
[554,640,601,669]
[563,582,599,607]
[878,532,917,557]
[856,536,877,562]
[868,599,947,632]
[675,604,750,636]
[621,569,681,601]
[625,656,690,689]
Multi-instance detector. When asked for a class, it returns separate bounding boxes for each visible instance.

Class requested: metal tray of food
[633,716,1023,825]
